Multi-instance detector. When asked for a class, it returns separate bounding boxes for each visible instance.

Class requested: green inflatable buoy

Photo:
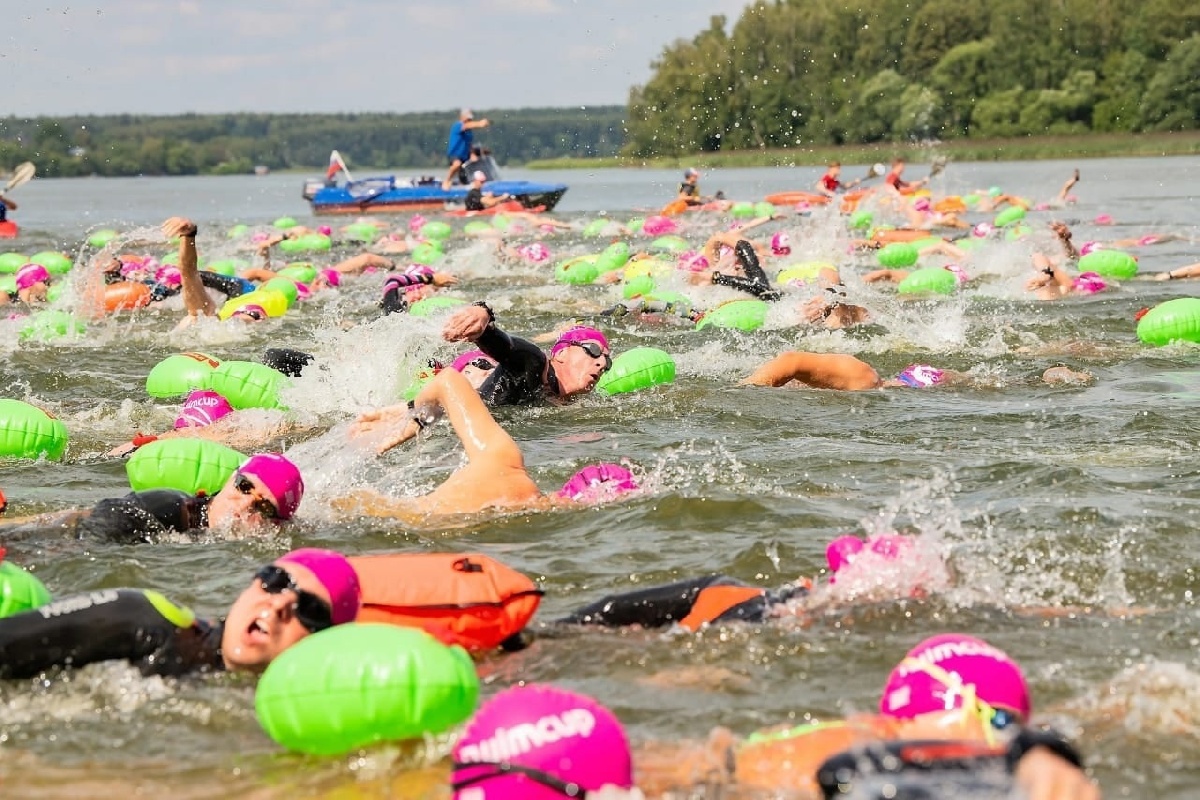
[696,299,768,332]
[1136,298,1200,346]
[126,438,247,496]
[206,361,288,410]
[0,559,52,618]
[0,399,69,460]
[596,347,676,396]
[255,624,479,756]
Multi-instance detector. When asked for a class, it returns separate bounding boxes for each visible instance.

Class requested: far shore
[524,131,1200,170]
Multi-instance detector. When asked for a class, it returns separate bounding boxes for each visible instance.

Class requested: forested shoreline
[0,107,626,178]
[625,1,1200,156]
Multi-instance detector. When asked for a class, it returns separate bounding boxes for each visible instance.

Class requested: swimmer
[341,368,637,516]
[1154,261,1200,281]
[740,351,959,390]
[0,262,51,306]
[634,634,1097,798]
[0,547,359,678]
[379,265,459,315]
[0,452,304,543]
[863,262,971,287]
[698,239,782,301]
[799,286,872,329]
[1026,252,1108,300]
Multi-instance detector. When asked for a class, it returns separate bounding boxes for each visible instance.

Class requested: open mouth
[246,617,271,644]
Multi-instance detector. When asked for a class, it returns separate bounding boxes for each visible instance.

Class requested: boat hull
[306,180,567,216]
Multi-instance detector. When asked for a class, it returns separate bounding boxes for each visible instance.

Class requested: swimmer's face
[20,282,48,302]
[221,561,332,672]
[208,470,281,529]
[551,340,611,397]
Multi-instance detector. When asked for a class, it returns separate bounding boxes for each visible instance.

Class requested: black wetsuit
[473,323,555,406]
[464,187,485,212]
[78,490,212,544]
[712,240,781,301]
[558,575,809,630]
[0,588,223,678]
[199,271,254,299]
[379,270,434,316]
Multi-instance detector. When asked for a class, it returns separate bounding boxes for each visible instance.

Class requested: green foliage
[0,107,626,177]
[625,0,1200,155]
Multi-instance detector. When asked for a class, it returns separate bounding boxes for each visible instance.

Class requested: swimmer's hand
[161,217,196,240]
[1015,746,1100,800]
[431,271,458,287]
[350,405,419,455]
[443,304,491,342]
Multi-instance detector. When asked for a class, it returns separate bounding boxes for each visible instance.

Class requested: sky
[1,1,753,117]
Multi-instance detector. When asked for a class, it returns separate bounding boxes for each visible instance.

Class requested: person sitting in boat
[0,193,16,223]
[442,108,491,190]
[678,167,704,206]
[884,157,929,193]
[815,161,862,197]
[464,170,512,212]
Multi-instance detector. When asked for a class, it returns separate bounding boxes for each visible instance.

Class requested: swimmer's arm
[635,728,741,797]
[740,352,882,390]
[238,267,277,283]
[1156,262,1200,281]
[163,217,216,320]
[415,368,523,470]
[0,508,90,530]
[331,253,394,274]
[863,268,909,284]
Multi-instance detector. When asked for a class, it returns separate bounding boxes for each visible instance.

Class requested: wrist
[471,300,495,324]
[179,224,198,239]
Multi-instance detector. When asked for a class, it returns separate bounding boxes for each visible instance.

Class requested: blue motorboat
[302,152,567,216]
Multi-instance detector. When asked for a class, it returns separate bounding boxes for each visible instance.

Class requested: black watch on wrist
[472,300,495,324]
[1006,728,1084,771]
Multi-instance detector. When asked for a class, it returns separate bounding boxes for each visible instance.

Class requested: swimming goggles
[253,564,333,633]
[567,341,612,373]
[896,657,1023,746]
[232,307,265,321]
[451,761,586,796]
[234,472,279,520]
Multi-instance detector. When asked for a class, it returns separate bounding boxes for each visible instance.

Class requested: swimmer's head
[558,463,638,503]
[221,548,357,673]
[550,326,612,396]
[174,389,234,429]
[409,214,426,234]
[770,231,792,256]
[879,633,1031,726]
[276,547,362,626]
[944,263,969,286]
[293,281,312,301]
[894,364,946,388]
[972,222,993,239]
[231,303,267,322]
[677,250,709,272]
[825,533,912,583]
[155,265,182,288]
[317,268,340,287]
[15,263,50,291]
[1073,271,1106,294]
[451,684,634,800]
[451,349,495,373]
[517,242,551,263]
[1078,241,1100,256]
[317,225,332,237]
[913,197,932,213]
[212,453,304,523]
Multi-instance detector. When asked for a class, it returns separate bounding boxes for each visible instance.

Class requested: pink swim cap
[518,242,551,263]
[120,261,145,279]
[641,215,677,236]
[404,264,435,280]
[155,265,182,288]
[409,214,426,234]
[913,197,932,213]
[451,684,633,800]
[550,326,610,358]
[894,364,946,388]
[451,349,494,373]
[770,231,792,256]
[293,281,312,301]
[174,389,234,429]
[1078,241,1100,256]
[825,533,913,583]
[944,263,969,285]
[251,232,272,244]
[237,453,304,520]
[879,633,1031,721]
[276,547,361,625]
[1137,235,1159,247]
[558,463,638,503]
[318,267,340,287]
[972,222,993,239]
[677,250,710,272]
[1094,213,1113,225]
[317,225,332,237]
[15,263,50,291]
[1073,271,1106,294]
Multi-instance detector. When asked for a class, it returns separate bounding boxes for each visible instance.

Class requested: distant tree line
[625,0,1200,156]
[0,106,626,177]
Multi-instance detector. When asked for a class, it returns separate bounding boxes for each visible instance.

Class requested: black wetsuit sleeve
[0,589,223,678]
[712,240,781,301]
[78,490,208,544]
[199,271,249,299]
[558,575,736,628]
[474,324,548,405]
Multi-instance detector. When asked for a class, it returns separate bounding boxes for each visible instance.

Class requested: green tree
[1138,34,1200,131]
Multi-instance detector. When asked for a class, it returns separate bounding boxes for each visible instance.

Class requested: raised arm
[162,217,216,323]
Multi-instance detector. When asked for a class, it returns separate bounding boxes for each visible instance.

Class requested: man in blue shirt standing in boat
[442,108,491,190]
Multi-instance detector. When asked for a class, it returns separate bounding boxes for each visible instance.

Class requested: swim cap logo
[457,708,597,764]
[895,639,1012,677]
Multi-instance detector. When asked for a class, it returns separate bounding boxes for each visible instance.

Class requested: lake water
[2,156,1200,798]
